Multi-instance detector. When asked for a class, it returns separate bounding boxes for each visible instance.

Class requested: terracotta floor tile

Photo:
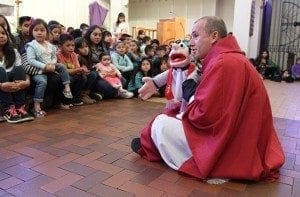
[158,170,181,183]
[102,169,139,188]
[38,146,70,157]
[3,165,40,181]
[0,148,21,159]
[20,154,57,168]
[131,167,165,185]
[99,150,128,163]
[0,155,32,171]
[61,144,93,156]
[73,151,105,165]
[0,177,23,190]
[0,172,10,181]
[7,187,55,197]
[86,160,123,174]
[0,81,299,196]
[9,175,54,191]
[41,173,83,193]
[72,171,112,191]
[32,165,69,179]
[55,186,96,197]
[59,162,98,177]
[113,159,147,173]
[88,183,135,197]
[75,137,100,147]
[119,181,164,197]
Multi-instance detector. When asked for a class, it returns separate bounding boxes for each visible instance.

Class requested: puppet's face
[169,41,190,68]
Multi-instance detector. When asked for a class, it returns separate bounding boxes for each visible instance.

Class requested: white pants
[151,114,192,170]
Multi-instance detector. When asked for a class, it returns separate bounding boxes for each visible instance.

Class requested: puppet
[139,41,200,119]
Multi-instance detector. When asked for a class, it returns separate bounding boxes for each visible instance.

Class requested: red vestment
[139,36,285,181]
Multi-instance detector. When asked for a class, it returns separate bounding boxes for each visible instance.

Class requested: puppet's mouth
[170,53,187,63]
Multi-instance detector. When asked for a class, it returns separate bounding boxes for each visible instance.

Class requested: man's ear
[210,31,219,44]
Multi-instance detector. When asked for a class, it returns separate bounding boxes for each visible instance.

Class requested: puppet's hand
[138,77,157,100]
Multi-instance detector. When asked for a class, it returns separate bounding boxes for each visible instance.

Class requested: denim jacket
[26,40,57,70]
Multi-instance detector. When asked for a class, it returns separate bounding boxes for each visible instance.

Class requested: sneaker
[118,90,134,99]
[16,105,34,122]
[3,105,22,123]
[131,138,141,154]
[90,92,103,101]
[0,116,6,122]
[63,90,73,99]
[73,98,84,106]
[81,94,96,104]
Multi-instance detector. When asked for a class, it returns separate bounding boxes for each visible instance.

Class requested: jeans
[95,77,118,99]
[32,63,70,102]
[70,74,87,99]
[85,70,99,90]
[0,66,26,110]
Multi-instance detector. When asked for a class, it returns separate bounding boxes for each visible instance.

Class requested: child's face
[129,41,138,52]
[32,24,47,42]
[20,20,31,36]
[104,35,112,43]
[116,43,126,55]
[262,51,268,58]
[101,55,111,66]
[141,60,151,72]
[61,40,75,55]
[156,49,166,58]
[78,42,89,56]
[90,28,102,45]
[51,27,61,41]
[0,26,8,46]
[147,49,155,57]
[151,43,158,50]
[160,60,168,72]
[118,16,125,23]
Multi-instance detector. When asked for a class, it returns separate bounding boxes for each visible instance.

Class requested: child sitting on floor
[95,53,133,99]
[26,19,72,117]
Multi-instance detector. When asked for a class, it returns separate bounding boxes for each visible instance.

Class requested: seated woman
[0,24,33,123]
[255,50,280,79]
[291,57,300,80]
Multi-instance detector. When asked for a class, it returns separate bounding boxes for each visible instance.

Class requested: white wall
[215,0,235,33]
[233,0,252,55]
[129,0,218,35]
[18,0,110,29]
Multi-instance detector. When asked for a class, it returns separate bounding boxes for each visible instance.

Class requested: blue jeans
[32,63,70,102]
[0,66,26,110]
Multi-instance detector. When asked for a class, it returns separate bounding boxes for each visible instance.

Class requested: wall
[17,0,110,29]
[129,0,217,35]
[215,0,235,33]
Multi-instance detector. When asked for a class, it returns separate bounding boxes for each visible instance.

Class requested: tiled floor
[0,80,299,197]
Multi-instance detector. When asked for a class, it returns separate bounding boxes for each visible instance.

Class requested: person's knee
[0,68,6,82]
[35,77,47,88]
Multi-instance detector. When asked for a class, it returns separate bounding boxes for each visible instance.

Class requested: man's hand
[138,77,157,100]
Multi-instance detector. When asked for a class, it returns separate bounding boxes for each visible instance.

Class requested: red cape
[139,36,285,181]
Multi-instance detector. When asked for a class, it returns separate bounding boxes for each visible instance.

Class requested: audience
[0,14,293,124]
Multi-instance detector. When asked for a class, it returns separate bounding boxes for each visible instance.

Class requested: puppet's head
[169,41,190,68]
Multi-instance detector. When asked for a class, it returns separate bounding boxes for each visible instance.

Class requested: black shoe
[90,92,103,101]
[131,138,141,153]
[3,105,22,123]
[72,98,84,106]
